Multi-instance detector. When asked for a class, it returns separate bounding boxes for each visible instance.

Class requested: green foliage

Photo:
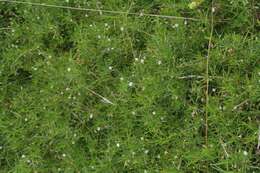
[0,0,259,172]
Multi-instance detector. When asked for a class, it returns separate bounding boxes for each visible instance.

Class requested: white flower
[157,60,162,65]
[67,68,71,72]
[243,151,248,156]
[21,154,26,158]
[144,150,149,154]
[25,118,28,122]
[131,111,136,115]
[120,27,124,31]
[116,143,120,147]
[120,77,124,81]
[128,82,133,87]
[85,14,88,17]
[105,23,108,27]
[152,111,156,115]
[212,7,216,13]
[89,114,93,119]
[97,35,101,39]
[172,23,179,28]
[140,137,144,141]
[108,66,113,70]
[140,59,144,64]
[212,88,216,92]
[97,127,101,131]
[134,58,139,61]
[62,153,66,157]
[0,146,2,150]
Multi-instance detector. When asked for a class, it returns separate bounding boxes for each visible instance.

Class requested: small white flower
[144,149,149,154]
[120,77,124,81]
[152,111,156,115]
[107,38,111,42]
[65,0,69,2]
[97,127,101,131]
[62,153,66,157]
[108,66,113,70]
[65,87,70,91]
[212,88,216,92]
[105,23,108,27]
[97,35,101,39]
[72,141,75,145]
[27,159,31,163]
[85,14,88,17]
[21,155,26,158]
[134,58,139,61]
[243,151,248,156]
[140,59,144,64]
[157,154,161,159]
[116,143,120,147]
[120,27,124,31]
[73,133,77,137]
[212,7,216,13]
[172,23,179,28]
[89,24,93,27]
[89,114,93,119]
[157,60,162,65]
[140,137,144,141]
[184,20,188,25]
[0,146,2,150]
[24,118,28,122]
[131,111,136,115]
[67,68,71,72]
[128,82,133,87]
